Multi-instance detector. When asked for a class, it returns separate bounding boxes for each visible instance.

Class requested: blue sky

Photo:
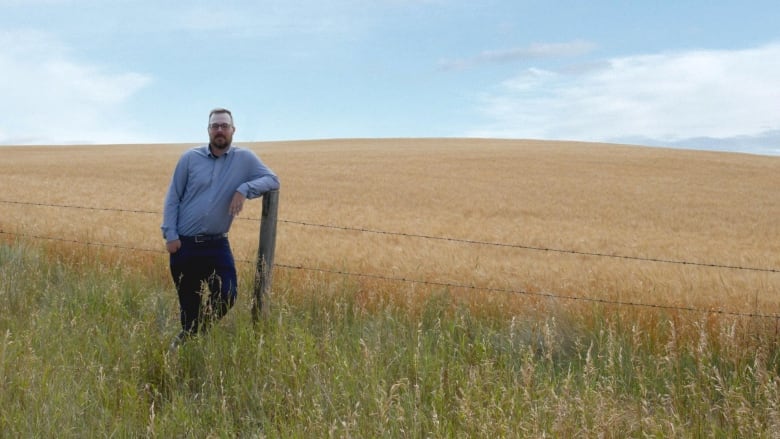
[2,0,779,155]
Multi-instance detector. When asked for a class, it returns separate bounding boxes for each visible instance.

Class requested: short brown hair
[209,108,233,124]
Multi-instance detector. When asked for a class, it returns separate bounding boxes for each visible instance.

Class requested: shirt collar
[207,144,231,158]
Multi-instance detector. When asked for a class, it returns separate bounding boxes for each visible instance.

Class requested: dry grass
[1,138,779,317]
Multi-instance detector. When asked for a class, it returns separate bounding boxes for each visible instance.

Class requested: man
[161,108,280,347]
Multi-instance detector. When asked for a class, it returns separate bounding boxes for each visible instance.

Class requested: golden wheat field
[1,138,779,317]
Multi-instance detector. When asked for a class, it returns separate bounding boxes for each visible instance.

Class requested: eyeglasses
[209,123,232,130]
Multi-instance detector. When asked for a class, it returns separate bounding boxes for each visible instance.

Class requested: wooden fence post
[252,190,279,322]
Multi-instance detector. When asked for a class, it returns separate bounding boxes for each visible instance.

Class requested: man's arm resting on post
[233,172,280,216]
[240,173,280,199]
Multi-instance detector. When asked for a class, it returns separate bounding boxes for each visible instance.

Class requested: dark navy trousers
[169,237,237,334]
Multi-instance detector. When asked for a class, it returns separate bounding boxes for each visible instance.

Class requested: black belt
[180,233,228,243]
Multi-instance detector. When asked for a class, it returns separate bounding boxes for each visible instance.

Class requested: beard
[210,134,232,150]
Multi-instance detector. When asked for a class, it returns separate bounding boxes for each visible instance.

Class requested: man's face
[208,113,235,150]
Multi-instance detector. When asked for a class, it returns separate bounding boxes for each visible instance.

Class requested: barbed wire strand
[278,219,779,273]
[1,229,777,321]
[1,199,777,274]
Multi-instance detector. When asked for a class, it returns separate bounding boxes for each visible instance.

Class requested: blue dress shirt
[161,145,280,242]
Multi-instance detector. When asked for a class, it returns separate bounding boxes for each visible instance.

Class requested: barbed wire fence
[1,199,778,321]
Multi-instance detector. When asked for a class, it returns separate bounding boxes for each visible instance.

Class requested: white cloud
[0,30,152,144]
[469,42,780,151]
[483,41,597,61]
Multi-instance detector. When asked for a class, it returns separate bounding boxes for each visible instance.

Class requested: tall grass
[2,241,780,437]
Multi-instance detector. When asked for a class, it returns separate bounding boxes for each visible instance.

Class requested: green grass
[2,241,780,437]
